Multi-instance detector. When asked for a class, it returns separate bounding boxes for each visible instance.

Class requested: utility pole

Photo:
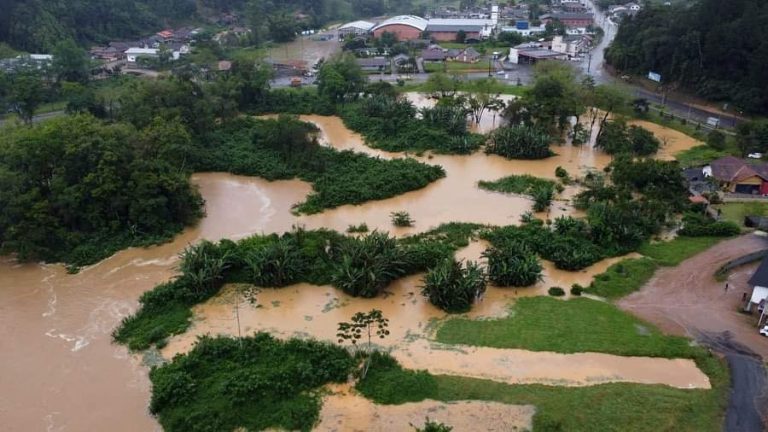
[587,52,592,74]
[488,55,492,77]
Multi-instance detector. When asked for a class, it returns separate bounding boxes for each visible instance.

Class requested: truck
[290,77,302,87]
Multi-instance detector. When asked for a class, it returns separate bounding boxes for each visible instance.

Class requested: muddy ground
[618,234,768,431]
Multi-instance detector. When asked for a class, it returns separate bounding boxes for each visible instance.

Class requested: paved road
[697,331,768,432]
[0,110,65,126]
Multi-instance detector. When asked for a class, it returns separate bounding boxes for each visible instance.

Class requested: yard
[424,60,491,73]
[715,202,768,226]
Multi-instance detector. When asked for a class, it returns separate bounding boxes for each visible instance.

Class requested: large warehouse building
[371,15,428,40]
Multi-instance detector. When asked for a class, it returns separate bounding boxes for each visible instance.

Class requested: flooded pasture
[0,102,703,430]
[317,386,536,432]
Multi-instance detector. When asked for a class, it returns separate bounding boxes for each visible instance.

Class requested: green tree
[52,39,90,83]
[7,72,44,123]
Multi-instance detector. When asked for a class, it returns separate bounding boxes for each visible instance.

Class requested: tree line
[606,0,768,114]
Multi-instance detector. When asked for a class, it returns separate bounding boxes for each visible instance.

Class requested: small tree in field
[337,309,390,377]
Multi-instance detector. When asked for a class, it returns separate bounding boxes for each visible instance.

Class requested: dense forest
[0,0,431,51]
[605,0,768,114]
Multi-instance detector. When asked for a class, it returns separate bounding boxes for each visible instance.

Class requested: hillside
[605,0,768,114]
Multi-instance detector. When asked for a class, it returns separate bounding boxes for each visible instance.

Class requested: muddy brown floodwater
[0,104,704,431]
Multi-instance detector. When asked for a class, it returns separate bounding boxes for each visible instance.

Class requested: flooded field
[0,103,703,431]
[317,386,536,432]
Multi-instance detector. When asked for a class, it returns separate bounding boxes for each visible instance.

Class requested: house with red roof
[704,156,768,195]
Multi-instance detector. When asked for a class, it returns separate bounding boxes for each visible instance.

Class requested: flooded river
[0,107,702,431]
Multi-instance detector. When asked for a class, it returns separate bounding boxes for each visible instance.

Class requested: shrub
[330,232,406,297]
[148,334,355,432]
[570,284,584,296]
[548,286,566,296]
[679,213,741,237]
[413,419,454,432]
[531,186,554,212]
[421,259,487,313]
[347,223,369,233]
[391,211,415,227]
[243,236,307,287]
[356,351,437,404]
[483,242,542,287]
[486,125,553,160]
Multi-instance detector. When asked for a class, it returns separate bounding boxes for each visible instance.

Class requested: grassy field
[638,236,726,266]
[675,145,737,167]
[715,202,768,225]
[358,351,728,432]
[585,258,659,299]
[435,296,696,358]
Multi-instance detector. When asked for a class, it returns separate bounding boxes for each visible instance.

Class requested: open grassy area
[435,296,696,358]
[585,258,659,299]
[715,202,768,226]
[358,351,728,432]
[674,144,738,167]
[424,61,490,73]
[638,236,726,266]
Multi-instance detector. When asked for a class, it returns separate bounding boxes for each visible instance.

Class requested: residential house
[421,48,447,62]
[746,256,768,322]
[454,47,481,63]
[704,156,768,195]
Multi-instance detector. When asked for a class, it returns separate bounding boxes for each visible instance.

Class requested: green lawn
[358,351,728,432]
[584,258,659,299]
[424,61,490,73]
[675,145,737,167]
[435,296,696,358]
[715,202,768,226]
[638,236,726,266]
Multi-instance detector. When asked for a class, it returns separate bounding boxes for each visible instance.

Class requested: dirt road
[618,234,768,431]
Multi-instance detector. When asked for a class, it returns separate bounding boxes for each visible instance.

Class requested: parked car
[760,325,768,336]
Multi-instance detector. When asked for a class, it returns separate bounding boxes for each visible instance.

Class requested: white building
[126,47,186,63]
[338,20,375,37]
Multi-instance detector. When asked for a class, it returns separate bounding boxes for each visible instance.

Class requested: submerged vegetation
[421,259,487,313]
[114,225,483,350]
[0,115,203,266]
[148,334,354,432]
[485,125,553,160]
[358,351,727,432]
[201,116,445,215]
[483,243,542,287]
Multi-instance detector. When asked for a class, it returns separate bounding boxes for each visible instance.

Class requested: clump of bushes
[149,334,355,432]
[679,213,740,237]
[595,119,661,156]
[331,231,407,298]
[548,286,566,296]
[421,259,487,313]
[413,419,454,432]
[486,125,553,160]
[391,211,415,227]
[483,242,542,287]
[347,223,369,233]
[570,284,584,296]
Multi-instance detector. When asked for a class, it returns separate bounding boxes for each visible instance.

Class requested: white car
[760,325,768,336]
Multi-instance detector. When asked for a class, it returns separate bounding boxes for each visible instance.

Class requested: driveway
[618,234,768,431]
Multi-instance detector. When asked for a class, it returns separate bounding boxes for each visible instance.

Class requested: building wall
[373,24,423,41]
[728,176,763,193]
[430,31,481,41]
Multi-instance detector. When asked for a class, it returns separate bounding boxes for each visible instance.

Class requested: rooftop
[339,20,376,31]
[372,15,429,32]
